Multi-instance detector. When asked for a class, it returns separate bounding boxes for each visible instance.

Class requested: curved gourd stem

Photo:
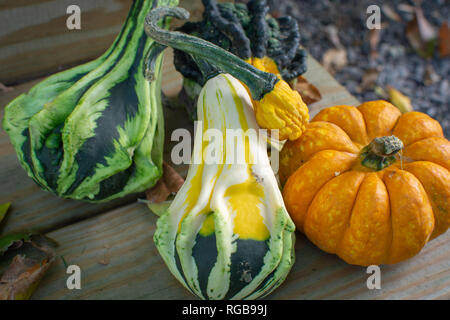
[144,6,278,100]
[360,135,404,171]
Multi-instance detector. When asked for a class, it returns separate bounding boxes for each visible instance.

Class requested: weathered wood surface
[4,26,445,300]
[0,0,133,84]
[0,0,228,85]
[32,201,450,300]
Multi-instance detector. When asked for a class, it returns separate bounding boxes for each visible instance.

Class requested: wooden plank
[0,0,229,85]
[304,57,360,117]
[32,202,191,300]
[0,0,133,84]
[31,200,450,299]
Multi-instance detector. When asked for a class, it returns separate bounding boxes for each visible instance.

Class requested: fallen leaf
[387,86,414,113]
[0,235,56,300]
[292,76,322,105]
[162,162,184,193]
[145,179,171,204]
[405,5,437,58]
[382,4,402,22]
[322,48,347,74]
[438,22,450,57]
[145,162,185,204]
[369,29,381,60]
[0,203,11,224]
[358,68,380,92]
[324,25,343,49]
[424,63,440,86]
[414,6,436,42]
[398,4,416,14]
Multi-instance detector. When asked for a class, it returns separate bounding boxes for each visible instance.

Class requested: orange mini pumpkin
[280,100,450,266]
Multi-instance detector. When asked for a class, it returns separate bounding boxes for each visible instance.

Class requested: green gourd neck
[360,135,404,171]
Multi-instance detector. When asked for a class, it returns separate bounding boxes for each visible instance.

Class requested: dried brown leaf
[358,68,380,92]
[145,179,171,204]
[0,235,56,300]
[162,161,184,193]
[382,4,402,22]
[438,22,450,57]
[145,162,185,204]
[325,25,343,49]
[322,48,347,74]
[369,29,381,60]
[398,4,416,14]
[388,86,414,113]
[405,6,437,58]
[293,76,322,105]
[414,6,436,42]
[424,63,440,86]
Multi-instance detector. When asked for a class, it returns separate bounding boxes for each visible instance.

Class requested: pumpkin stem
[360,135,404,171]
[144,6,278,100]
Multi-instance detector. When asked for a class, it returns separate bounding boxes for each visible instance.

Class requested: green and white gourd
[3,0,178,202]
[155,74,295,300]
[145,7,296,300]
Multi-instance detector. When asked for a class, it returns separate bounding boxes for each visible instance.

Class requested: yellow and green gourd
[145,6,296,300]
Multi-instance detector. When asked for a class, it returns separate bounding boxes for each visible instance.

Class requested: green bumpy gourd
[3,0,178,202]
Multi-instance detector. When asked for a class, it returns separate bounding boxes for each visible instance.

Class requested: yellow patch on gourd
[199,212,216,236]
[225,174,269,241]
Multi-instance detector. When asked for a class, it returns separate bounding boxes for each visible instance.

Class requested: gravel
[265,0,450,136]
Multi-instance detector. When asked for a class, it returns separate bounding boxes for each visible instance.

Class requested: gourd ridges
[163,207,295,300]
[3,0,174,201]
[153,74,296,300]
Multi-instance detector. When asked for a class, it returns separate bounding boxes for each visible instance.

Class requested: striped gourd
[3,0,178,202]
[145,7,296,300]
[155,73,295,300]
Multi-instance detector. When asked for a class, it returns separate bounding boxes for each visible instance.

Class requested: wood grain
[31,201,450,299]
[0,0,232,85]
[0,0,133,84]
